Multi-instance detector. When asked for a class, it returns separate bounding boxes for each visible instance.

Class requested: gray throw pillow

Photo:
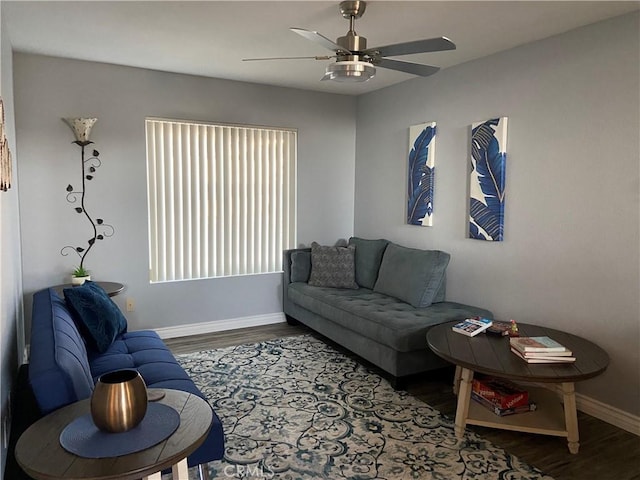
[291,251,311,283]
[308,242,358,289]
[373,243,450,307]
[348,237,389,289]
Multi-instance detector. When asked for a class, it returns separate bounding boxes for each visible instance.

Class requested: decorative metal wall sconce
[60,117,114,271]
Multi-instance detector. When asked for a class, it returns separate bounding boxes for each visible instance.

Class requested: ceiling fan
[243,0,456,83]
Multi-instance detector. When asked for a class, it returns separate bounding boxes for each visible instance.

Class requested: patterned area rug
[177,335,553,479]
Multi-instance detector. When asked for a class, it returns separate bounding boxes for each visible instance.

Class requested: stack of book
[510,336,576,363]
[471,375,536,416]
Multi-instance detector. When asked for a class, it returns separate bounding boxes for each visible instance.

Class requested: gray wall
[355,12,639,415]
[0,2,25,476]
[14,54,356,332]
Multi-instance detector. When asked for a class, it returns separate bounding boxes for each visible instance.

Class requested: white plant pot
[71,275,91,285]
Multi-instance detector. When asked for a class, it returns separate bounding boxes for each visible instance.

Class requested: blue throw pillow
[64,281,128,353]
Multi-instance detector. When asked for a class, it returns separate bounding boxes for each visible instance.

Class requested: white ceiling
[4,1,639,96]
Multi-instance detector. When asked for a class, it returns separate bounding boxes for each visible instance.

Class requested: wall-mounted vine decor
[60,118,115,271]
[0,98,12,192]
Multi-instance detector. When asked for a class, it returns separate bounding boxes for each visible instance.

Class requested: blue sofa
[28,287,224,469]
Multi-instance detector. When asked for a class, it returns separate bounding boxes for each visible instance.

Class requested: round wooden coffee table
[427,321,609,454]
[15,389,212,480]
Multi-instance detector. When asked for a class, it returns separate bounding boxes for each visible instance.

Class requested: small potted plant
[71,265,91,285]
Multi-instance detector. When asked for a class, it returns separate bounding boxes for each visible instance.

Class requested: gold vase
[90,369,148,433]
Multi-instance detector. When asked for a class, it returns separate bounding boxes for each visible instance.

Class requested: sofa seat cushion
[89,331,194,388]
[288,283,491,352]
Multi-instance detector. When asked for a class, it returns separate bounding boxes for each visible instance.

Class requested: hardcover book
[515,349,573,357]
[509,336,568,353]
[452,317,493,337]
[510,347,576,363]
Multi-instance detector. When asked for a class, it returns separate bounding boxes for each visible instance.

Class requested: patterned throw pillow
[308,242,358,289]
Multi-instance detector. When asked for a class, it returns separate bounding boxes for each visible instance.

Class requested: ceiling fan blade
[243,56,333,61]
[370,37,456,57]
[290,27,352,54]
[377,58,440,77]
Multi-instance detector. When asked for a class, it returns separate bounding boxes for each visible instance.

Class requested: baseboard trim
[153,312,286,340]
[534,383,640,436]
[574,389,640,436]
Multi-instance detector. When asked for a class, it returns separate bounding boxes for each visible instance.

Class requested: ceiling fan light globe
[322,60,375,82]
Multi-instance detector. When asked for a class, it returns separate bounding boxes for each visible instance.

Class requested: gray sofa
[283,237,493,386]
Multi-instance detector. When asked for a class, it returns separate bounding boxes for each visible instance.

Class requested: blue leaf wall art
[469,117,508,241]
[407,122,436,226]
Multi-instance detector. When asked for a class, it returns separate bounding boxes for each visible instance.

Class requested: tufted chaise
[283,238,493,385]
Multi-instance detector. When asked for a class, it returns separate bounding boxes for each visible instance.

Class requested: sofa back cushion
[290,250,312,283]
[29,288,95,415]
[434,273,446,303]
[348,237,389,289]
[373,243,450,308]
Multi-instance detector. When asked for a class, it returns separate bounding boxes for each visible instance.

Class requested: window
[145,118,297,282]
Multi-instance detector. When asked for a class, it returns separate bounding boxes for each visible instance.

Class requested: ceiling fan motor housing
[337,33,368,58]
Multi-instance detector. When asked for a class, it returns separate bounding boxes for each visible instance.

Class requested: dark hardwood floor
[165,323,640,480]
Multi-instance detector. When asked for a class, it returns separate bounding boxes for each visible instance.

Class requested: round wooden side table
[15,389,212,480]
[52,281,125,298]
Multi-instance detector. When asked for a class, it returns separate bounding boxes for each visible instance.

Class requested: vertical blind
[146,118,297,282]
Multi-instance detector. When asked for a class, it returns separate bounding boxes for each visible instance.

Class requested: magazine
[452,317,493,337]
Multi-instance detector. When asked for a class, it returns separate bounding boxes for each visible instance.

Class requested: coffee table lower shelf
[466,386,567,437]
[454,366,580,453]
